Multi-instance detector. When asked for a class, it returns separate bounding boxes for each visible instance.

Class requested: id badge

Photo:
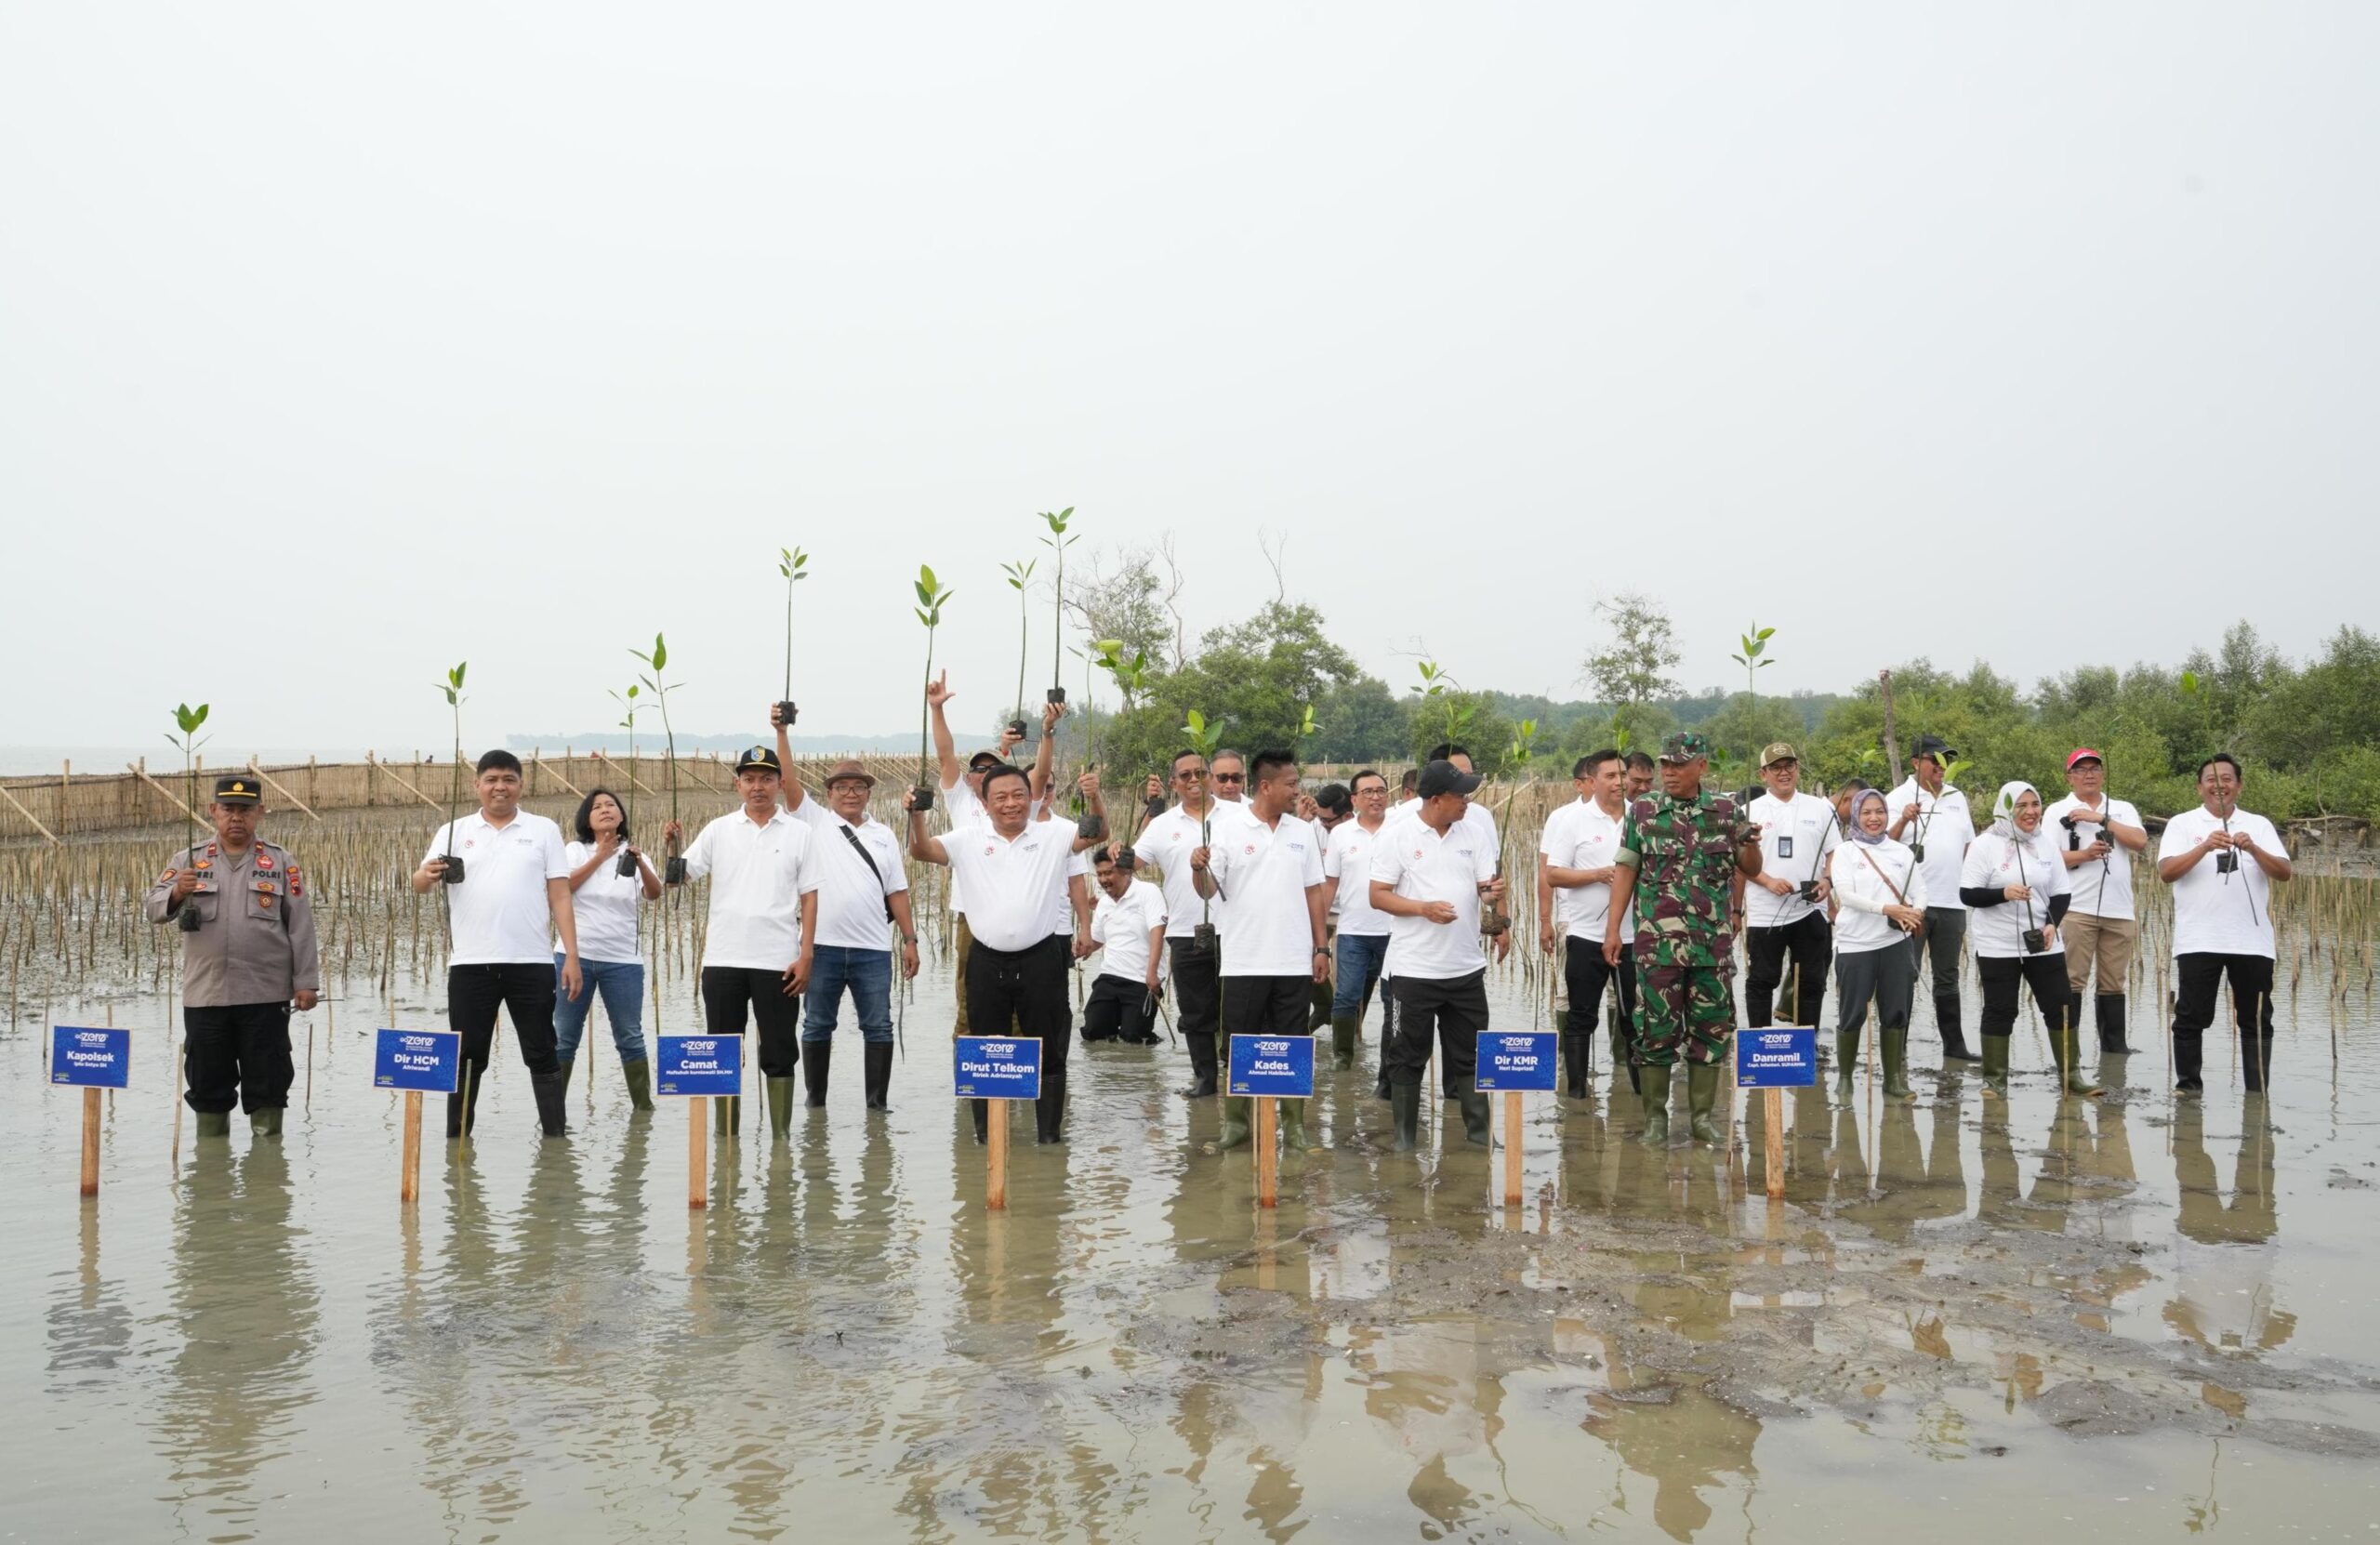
[1777,835,1793,859]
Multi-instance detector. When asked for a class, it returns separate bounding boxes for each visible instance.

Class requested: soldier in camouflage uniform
[1604,732,1764,1146]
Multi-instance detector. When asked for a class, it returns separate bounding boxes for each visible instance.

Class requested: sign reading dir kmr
[1474,1030,1557,1092]
[50,1026,131,1089]
[1228,1034,1315,1098]
[374,1029,462,1093]
[1736,1026,1818,1089]
[955,1037,1042,1099]
[655,1034,744,1098]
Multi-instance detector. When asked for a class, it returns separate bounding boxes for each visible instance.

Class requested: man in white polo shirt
[927,673,1046,1035]
[665,745,821,1139]
[1539,748,1637,1098]
[2156,753,2293,1095]
[1323,769,1394,1079]
[1135,748,1246,1099]
[2045,747,2149,1060]
[908,763,1097,1144]
[412,749,582,1141]
[1371,759,1507,1151]
[1193,748,1328,1154]
[1385,742,1503,1098]
[1886,734,1979,1062]
[1744,744,1835,1032]
[1083,844,1167,1045]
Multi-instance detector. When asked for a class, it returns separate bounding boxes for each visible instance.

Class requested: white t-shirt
[941,821,1078,952]
[680,808,820,971]
[939,774,985,914]
[1373,816,1496,980]
[788,799,909,952]
[1960,828,2071,958]
[1745,790,1835,929]
[2042,793,2142,921]
[1384,796,1499,852]
[1539,798,1633,940]
[562,840,643,964]
[2159,806,2284,959]
[1091,878,1168,984]
[1828,839,1928,955]
[1138,802,1248,941]
[1884,777,1976,912]
[424,811,571,966]
[1206,809,1327,978]
[1323,819,1393,937]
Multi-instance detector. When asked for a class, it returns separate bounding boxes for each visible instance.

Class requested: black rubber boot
[555,1056,575,1093]
[1390,1081,1421,1152]
[2241,1033,2275,1094]
[1938,997,1979,1062]
[1330,1013,1358,1071]
[971,1098,990,1144]
[1180,1023,1217,1099]
[445,1065,484,1139]
[1375,989,1397,1101]
[531,1070,569,1138]
[2096,994,2136,1055]
[863,1042,892,1111]
[1558,1010,1590,1098]
[1036,1075,1066,1143]
[1455,1076,1491,1147]
[803,1039,832,1108]
[1308,976,1332,1032]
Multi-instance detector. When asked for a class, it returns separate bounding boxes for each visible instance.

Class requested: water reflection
[2168,1103,2291,1358]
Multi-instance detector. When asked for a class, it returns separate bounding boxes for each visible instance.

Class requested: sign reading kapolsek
[955,1037,1042,1099]
[50,1026,130,1089]
[373,1029,461,1093]
[1227,1035,1316,1098]
[656,1035,744,1098]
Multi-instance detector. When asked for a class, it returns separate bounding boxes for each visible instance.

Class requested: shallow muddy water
[7,815,2380,1541]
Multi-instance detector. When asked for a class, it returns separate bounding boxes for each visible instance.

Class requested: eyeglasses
[1174,770,1207,782]
[1212,772,1246,784]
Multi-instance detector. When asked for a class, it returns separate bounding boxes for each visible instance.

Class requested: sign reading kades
[1227,1035,1315,1098]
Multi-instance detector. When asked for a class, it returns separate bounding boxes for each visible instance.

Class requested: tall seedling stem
[630,635,682,881]
[1181,709,1228,944]
[1002,558,1037,733]
[435,665,467,882]
[914,566,956,801]
[776,548,809,728]
[611,681,642,877]
[165,703,211,929]
[1039,508,1077,706]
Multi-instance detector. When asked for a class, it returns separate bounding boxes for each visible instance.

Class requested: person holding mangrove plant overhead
[774,707,919,1114]
[145,774,320,1140]
[927,674,1048,1035]
[2044,748,2149,1061]
[663,744,820,1139]
[1959,781,2098,1100]
[412,749,581,1140]
[1885,735,1980,1063]
[2157,753,2293,1096]
[907,763,1098,1144]
[552,786,662,1111]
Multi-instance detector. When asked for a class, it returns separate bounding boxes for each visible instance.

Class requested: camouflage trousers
[1632,964,1738,1068]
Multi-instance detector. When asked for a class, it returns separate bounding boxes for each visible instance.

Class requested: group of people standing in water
[146,677,2294,1156]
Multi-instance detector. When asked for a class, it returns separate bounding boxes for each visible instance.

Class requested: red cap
[2065,747,2103,771]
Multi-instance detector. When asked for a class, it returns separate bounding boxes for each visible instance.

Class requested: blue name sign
[1227,1034,1315,1098]
[956,1036,1042,1099]
[50,1026,130,1089]
[1736,1026,1818,1088]
[656,1034,744,1098]
[375,1028,462,1093]
[1474,1030,1557,1092]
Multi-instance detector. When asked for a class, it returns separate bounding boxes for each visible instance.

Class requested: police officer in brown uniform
[143,775,321,1138]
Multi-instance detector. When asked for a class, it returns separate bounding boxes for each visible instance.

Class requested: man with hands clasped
[2044,748,2149,1058]
[2156,753,2292,1095]
[1743,744,1836,1033]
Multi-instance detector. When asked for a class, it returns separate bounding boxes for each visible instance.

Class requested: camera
[774,700,800,731]
[909,785,935,812]
[1077,812,1106,841]
[442,854,467,884]
[2021,927,2047,954]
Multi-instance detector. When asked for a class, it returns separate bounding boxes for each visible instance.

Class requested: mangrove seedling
[630,634,685,882]
[1001,556,1037,737]
[1182,707,1229,948]
[435,664,469,884]
[912,564,955,810]
[165,701,211,931]
[775,547,809,732]
[1729,620,1777,759]
[1411,659,1476,754]
[610,680,642,877]
[1039,507,1077,706]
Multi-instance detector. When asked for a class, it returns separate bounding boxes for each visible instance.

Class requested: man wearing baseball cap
[1885,735,1979,1063]
[1743,743,1836,1034]
[2044,748,2149,1060]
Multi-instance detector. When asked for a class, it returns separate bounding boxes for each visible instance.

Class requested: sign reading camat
[1227,1035,1315,1098]
[955,1036,1042,1099]
[1736,1026,1818,1089]
[374,1029,462,1093]
[1474,1030,1557,1092]
[656,1035,744,1098]
[50,1026,130,1089]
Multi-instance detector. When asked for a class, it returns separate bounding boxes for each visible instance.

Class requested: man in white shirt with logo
[1193,748,1328,1154]
[2045,748,2149,1060]
[1135,749,1244,1099]
[1371,759,1507,1151]
[413,749,582,1142]
[1323,770,1395,1079]
[1744,744,1836,1032]
[908,764,1097,1144]
[666,746,821,1140]
[2156,753,2293,1095]
[1083,845,1167,1045]
[1886,734,1980,1062]
[1386,742,1504,1097]
[1539,749,1637,1099]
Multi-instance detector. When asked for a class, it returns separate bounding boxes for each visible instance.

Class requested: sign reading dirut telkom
[955,1037,1042,1099]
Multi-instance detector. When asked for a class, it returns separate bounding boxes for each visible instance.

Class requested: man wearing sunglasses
[1135,749,1251,1098]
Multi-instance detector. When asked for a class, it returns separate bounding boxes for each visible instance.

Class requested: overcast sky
[5,5,2373,759]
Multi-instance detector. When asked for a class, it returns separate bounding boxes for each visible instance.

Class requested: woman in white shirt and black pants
[1960,782,2099,1100]
[1829,788,1927,1098]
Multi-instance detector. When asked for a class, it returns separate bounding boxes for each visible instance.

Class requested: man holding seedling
[146,775,319,1141]
[928,675,1047,1034]
[1743,744,1835,1033]
[2157,753,2292,1095]
[1886,735,1980,1063]
[665,745,821,1139]
[413,750,581,1140]
[1136,748,1247,1098]
[2045,748,2149,1060]
[1606,733,1765,1146]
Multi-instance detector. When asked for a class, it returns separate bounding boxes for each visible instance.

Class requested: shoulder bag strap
[838,824,897,924]
[1854,844,1907,905]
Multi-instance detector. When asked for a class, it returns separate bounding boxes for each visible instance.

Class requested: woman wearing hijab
[1960,782,2100,1099]
[1829,787,1926,1097]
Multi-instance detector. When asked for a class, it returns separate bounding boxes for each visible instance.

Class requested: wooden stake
[1255,1098,1278,1208]
[399,1089,422,1205]
[986,1100,1009,1209]
[0,780,61,845]
[1501,1090,1523,1205]
[79,1087,101,1196]
[689,1095,707,1209]
[244,760,324,822]
[1764,1086,1785,1199]
[365,753,444,811]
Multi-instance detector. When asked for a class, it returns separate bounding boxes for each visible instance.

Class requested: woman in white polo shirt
[553,787,662,1111]
[1829,788,1926,1099]
[1959,782,2097,1100]
[2156,753,2292,1095]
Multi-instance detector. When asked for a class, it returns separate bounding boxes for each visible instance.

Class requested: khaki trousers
[2061,912,2136,996]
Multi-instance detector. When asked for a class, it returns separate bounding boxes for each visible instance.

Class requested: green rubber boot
[1686,1064,1722,1144]
[1278,1098,1314,1152]
[622,1059,655,1112]
[1455,1076,1491,1147]
[765,1076,796,1137]
[1883,1029,1912,1099]
[1330,1013,1358,1071]
[1638,1065,1672,1148]
[195,1111,231,1139]
[250,1108,284,1138]
[1391,1081,1421,1152]
[1981,1035,2011,1100]
[1835,1027,1861,1096]
[2050,1006,2104,1097]
[1217,1093,1252,1151]
[715,1091,739,1136]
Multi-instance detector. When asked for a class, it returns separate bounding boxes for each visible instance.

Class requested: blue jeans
[1333,931,1390,1018]
[802,944,894,1045]
[552,954,647,1066]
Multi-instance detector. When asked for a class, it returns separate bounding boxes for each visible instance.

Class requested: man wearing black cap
[1886,735,1979,1062]
[1370,759,1506,1150]
[413,750,581,1140]
[145,775,320,1140]
[665,745,821,1138]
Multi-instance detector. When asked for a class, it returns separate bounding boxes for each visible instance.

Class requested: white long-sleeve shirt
[1960,828,2070,958]
[1829,839,1929,955]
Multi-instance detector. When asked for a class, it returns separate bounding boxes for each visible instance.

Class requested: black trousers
[2173,952,2278,1090]
[965,935,1074,1084]
[1564,937,1638,1051]
[1745,911,1831,1028]
[1084,974,1160,1044]
[449,961,561,1079]
[182,1001,294,1115]
[1170,933,1222,1072]
[1223,972,1312,1046]
[1977,953,2075,1041]
[1387,970,1488,1087]
[701,965,804,1077]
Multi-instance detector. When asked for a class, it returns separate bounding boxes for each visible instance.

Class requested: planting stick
[1765,1086,1785,1199]
[1255,1097,1277,1208]
[689,1096,707,1209]
[399,1090,422,1205]
[1502,1090,1523,1205]
[986,1099,1009,1210]
[80,1087,101,1197]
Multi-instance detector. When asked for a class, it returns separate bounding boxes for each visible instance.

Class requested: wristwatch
[1314,946,1330,957]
